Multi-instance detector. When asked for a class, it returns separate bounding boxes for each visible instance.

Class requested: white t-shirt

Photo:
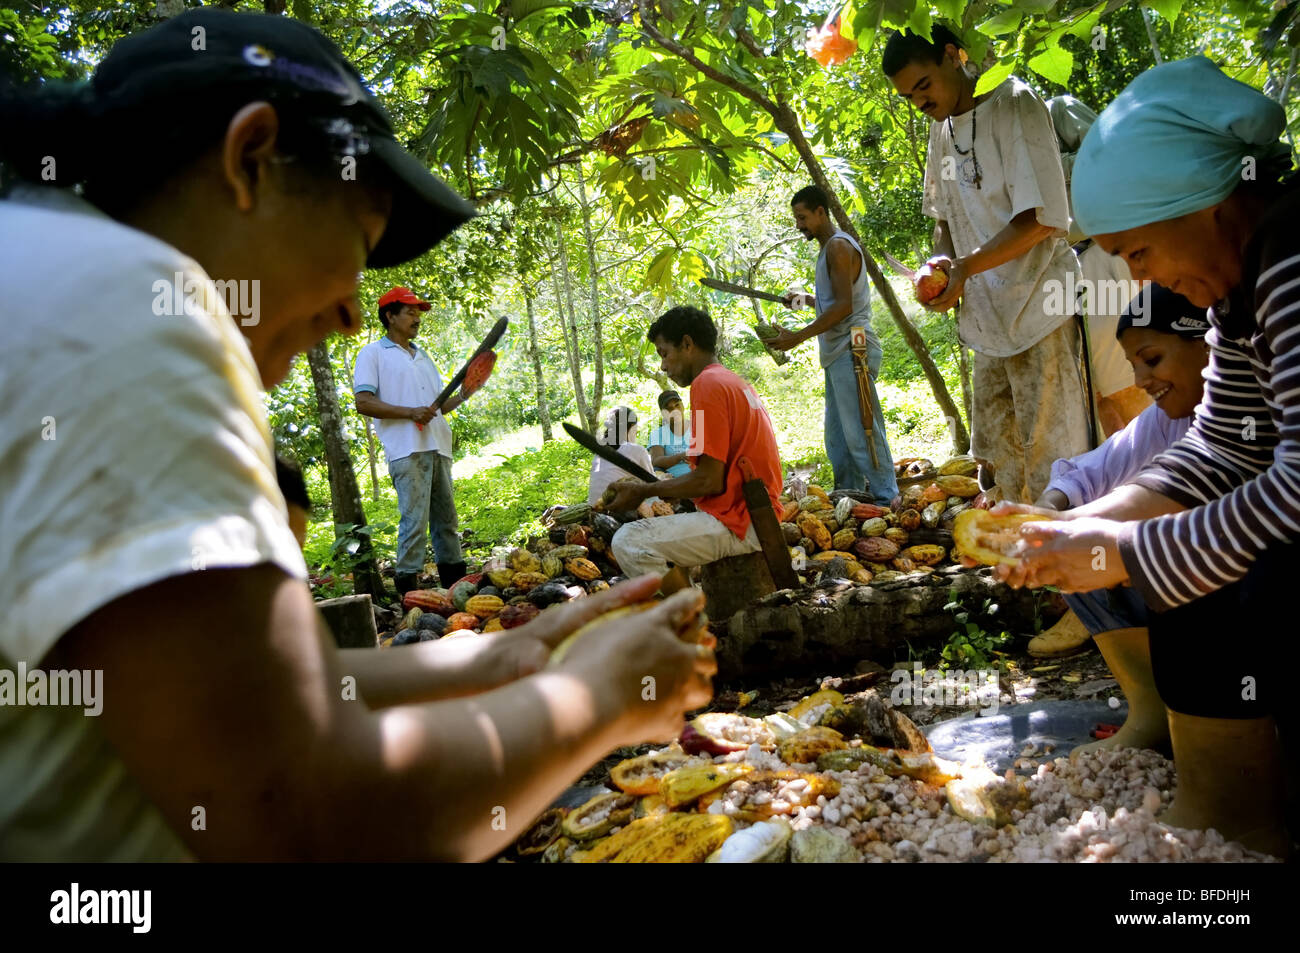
[353,338,453,463]
[922,76,1082,357]
[0,186,308,861]
[588,442,656,506]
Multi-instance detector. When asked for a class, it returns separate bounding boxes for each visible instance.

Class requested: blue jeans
[823,344,897,503]
[389,450,462,573]
[1065,587,1148,636]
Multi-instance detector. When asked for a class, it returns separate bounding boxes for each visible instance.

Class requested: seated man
[608,307,783,577]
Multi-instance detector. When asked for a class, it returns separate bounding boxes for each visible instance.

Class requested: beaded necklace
[947,105,982,190]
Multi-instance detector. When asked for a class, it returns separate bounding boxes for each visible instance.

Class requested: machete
[562,421,659,484]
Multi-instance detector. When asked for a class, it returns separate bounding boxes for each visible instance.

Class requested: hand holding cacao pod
[984,511,1129,594]
[914,261,949,304]
[547,585,715,745]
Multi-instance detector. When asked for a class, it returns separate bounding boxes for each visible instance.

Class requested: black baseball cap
[657,390,682,409]
[90,8,475,268]
[1116,284,1210,340]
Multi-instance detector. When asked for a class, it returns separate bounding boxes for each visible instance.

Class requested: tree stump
[699,552,775,622]
[317,594,378,649]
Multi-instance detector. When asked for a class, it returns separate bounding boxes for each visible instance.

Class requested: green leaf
[976,8,1023,37]
[933,0,966,23]
[1143,0,1184,22]
[975,58,1015,96]
[1027,42,1073,86]
[844,0,883,43]
[645,246,678,292]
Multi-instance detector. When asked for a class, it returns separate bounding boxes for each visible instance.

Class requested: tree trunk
[340,339,382,502]
[525,291,553,441]
[958,343,973,431]
[552,219,595,432]
[575,169,605,432]
[772,100,970,453]
[305,341,385,599]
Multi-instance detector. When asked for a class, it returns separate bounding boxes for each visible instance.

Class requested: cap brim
[367,135,477,269]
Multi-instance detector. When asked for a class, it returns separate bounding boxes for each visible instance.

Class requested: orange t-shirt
[687,363,783,538]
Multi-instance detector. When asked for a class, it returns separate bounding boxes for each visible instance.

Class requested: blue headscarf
[1072,56,1291,236]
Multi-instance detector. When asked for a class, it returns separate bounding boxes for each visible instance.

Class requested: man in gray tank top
[767,185,897,503]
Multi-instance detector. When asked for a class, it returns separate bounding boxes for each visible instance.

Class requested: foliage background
[6,0,1299,576]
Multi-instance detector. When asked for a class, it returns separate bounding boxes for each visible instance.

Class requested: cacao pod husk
[899,508,922,531]
[465,594,504,619]
[832,528,857,551]
[833,496,854,524]
[566,557,601,581]
[446,612,479,633]
[936,475,980,498]
[901,544,946,567]
[859,516,887,537]
[953,509,1050,566]
[853,536,900,562]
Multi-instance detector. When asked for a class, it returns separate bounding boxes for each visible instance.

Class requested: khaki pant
[972,319,1091,503]
[611,511,760,578]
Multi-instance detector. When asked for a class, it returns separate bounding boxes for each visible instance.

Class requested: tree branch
[636,1,779,116]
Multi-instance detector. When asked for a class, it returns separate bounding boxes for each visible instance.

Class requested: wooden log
[317,594,378,649]
[699,552,775,622]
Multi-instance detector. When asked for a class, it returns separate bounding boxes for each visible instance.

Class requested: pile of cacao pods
[780,455,1003,587]
[511,686,1025,863]
[380,492,681,647]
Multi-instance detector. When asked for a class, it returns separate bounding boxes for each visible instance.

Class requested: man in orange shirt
[607,307,783,577]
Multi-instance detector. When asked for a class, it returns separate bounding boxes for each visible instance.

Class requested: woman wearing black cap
[1016,286,1211,758]
[0,10,714,862]
[647,390,692,479]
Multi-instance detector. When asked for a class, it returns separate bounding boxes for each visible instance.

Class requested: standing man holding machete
[766,185,898,505]
[353,286,467,595]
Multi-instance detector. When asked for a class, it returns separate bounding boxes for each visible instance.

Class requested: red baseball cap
[378,287,431,311]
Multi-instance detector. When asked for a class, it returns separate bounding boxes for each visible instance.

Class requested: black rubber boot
[438,562,467,589]
[394,572,420,596]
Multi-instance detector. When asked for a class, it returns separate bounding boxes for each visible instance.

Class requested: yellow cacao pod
[901,544,946,567]
[509,548,541,573]
[935,475,981,498]
[465,594,504,619]
[548,544,588,561]
[482,617,504,633]
[831,528,857,551]
[659,763,753,808]
[777,726,848,765]
[938,455,979,477]
[598,813,734,864]
[566,557,602,581]
[797,514,832,551]
[541,554,563,579]
[487,568,515,589]
[511,571,548,592]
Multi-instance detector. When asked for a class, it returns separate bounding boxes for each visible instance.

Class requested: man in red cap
[354,286,467,593]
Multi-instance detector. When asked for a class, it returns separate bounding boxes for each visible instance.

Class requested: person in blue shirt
[646,390,692,478]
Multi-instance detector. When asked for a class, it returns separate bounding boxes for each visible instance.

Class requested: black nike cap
[91,8,475,268]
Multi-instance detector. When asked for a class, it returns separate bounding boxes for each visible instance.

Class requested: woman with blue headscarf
[985,56,1295,858]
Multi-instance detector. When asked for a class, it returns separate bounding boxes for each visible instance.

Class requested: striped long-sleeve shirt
[1117,193,1300,610]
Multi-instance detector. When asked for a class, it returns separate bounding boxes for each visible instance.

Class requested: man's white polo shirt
[353,336,454,464]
